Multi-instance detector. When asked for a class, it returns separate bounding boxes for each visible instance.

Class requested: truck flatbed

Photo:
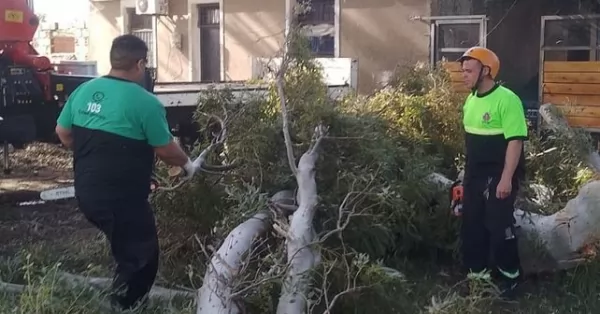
[154,81,353,107]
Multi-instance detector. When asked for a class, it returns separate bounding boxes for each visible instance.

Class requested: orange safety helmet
[458,47,500,79]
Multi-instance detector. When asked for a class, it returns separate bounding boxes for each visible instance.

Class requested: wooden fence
[442,62,470,94]
[542,61,600,129]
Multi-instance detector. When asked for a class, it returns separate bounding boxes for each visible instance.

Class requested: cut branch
[428,171,600,274]
[0,273,194,301]
[275,56,298,176]
[272,23,330,313]
[57,272,196,301]
[276,130,325,314]
[276,122,327,314]
[196,210,273,314]
[539,103,600,173]
[0,280,25,293]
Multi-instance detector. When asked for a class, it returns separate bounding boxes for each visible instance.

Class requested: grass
[2,242,600,313]
[0,249,195,313]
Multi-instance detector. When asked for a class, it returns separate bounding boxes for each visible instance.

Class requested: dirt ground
[0,143,201,287]
[0,143,112,275]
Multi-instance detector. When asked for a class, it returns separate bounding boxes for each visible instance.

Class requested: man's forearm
[55,128,73,149]
[501,140,523,181]
[154,141,190,167]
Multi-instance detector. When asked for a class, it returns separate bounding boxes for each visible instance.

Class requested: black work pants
[460,175,521,280]
[77,196,159,310]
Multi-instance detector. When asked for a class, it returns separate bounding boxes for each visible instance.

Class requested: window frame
[286,0,340,58]
[427,15,488,65]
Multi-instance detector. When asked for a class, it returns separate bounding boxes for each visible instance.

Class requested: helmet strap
[473,66,484,92]
[473,62,490,93]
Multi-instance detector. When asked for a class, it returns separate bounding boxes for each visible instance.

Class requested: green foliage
[147,47,472,311]
[365,62,466,176]
[0,254,194,313]
[147,28,598,313]
[521,108,596,213]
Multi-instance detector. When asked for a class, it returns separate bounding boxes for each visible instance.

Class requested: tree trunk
[276,150,321,314]
[197,211,272,314]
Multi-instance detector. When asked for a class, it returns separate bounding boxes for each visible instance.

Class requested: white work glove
[181,158,198,181]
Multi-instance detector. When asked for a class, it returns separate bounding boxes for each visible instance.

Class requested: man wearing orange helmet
[457,46,528,299]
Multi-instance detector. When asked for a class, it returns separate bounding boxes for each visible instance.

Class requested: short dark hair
[109,34,148,71]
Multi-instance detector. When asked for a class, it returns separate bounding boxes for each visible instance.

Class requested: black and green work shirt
[56,76,173,201]
[462,84,528,180]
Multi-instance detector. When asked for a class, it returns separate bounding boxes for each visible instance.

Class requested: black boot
[497,276,521,301]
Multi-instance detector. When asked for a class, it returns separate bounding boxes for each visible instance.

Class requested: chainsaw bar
[38,180,160,202]
[39,186,75,201]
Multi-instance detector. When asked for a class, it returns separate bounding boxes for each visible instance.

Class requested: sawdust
[0,142,73,193]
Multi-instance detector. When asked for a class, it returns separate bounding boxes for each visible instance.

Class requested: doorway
[198,4,221,82]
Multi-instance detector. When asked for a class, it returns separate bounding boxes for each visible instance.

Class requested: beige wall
[88,1,121,75]
[155,1,188,81]
[223,0,285,80]
[88,0,431,94]
[339,0,430,94]
[88,0,285,82]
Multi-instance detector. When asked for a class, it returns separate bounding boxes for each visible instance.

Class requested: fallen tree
[5,67,599,314]
[146,44,468,311]
[5,60,597,313]
[517,104,600,273]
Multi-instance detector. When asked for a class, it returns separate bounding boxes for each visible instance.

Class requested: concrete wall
[339,0,430,94]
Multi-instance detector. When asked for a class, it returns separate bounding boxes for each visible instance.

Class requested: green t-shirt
[57,76,172,147]
[462,84,528,179]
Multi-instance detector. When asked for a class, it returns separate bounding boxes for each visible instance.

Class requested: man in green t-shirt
[54,34,197,310]
[457,47,528,299]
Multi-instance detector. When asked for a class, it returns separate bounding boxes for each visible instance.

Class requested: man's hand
[181,158,198,181]
[496,178,512,199]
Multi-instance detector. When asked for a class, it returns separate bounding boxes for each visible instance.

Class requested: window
[297,0,335,57]
[541,16,600,61]
[429,16,487,64]
[127,9,156,67]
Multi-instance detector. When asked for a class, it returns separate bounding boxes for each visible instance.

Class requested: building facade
[88,0,440,94]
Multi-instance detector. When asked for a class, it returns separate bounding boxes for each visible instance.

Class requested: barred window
[127,9,156,67]
[297,0,335,57]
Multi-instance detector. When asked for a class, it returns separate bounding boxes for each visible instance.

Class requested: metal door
[198,4,221,82]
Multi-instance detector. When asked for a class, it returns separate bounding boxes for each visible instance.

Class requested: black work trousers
[460,175,521,280]
[77,196,159,310]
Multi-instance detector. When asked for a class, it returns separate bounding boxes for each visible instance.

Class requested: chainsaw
[450,180,463,217]
[36,180,161,202]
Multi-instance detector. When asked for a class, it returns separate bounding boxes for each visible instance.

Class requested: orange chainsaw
[450,180,463,217]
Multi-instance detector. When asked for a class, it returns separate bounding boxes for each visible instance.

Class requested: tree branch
[197,211,272,314]
[156,107,238,191]
[275,54,298,175]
